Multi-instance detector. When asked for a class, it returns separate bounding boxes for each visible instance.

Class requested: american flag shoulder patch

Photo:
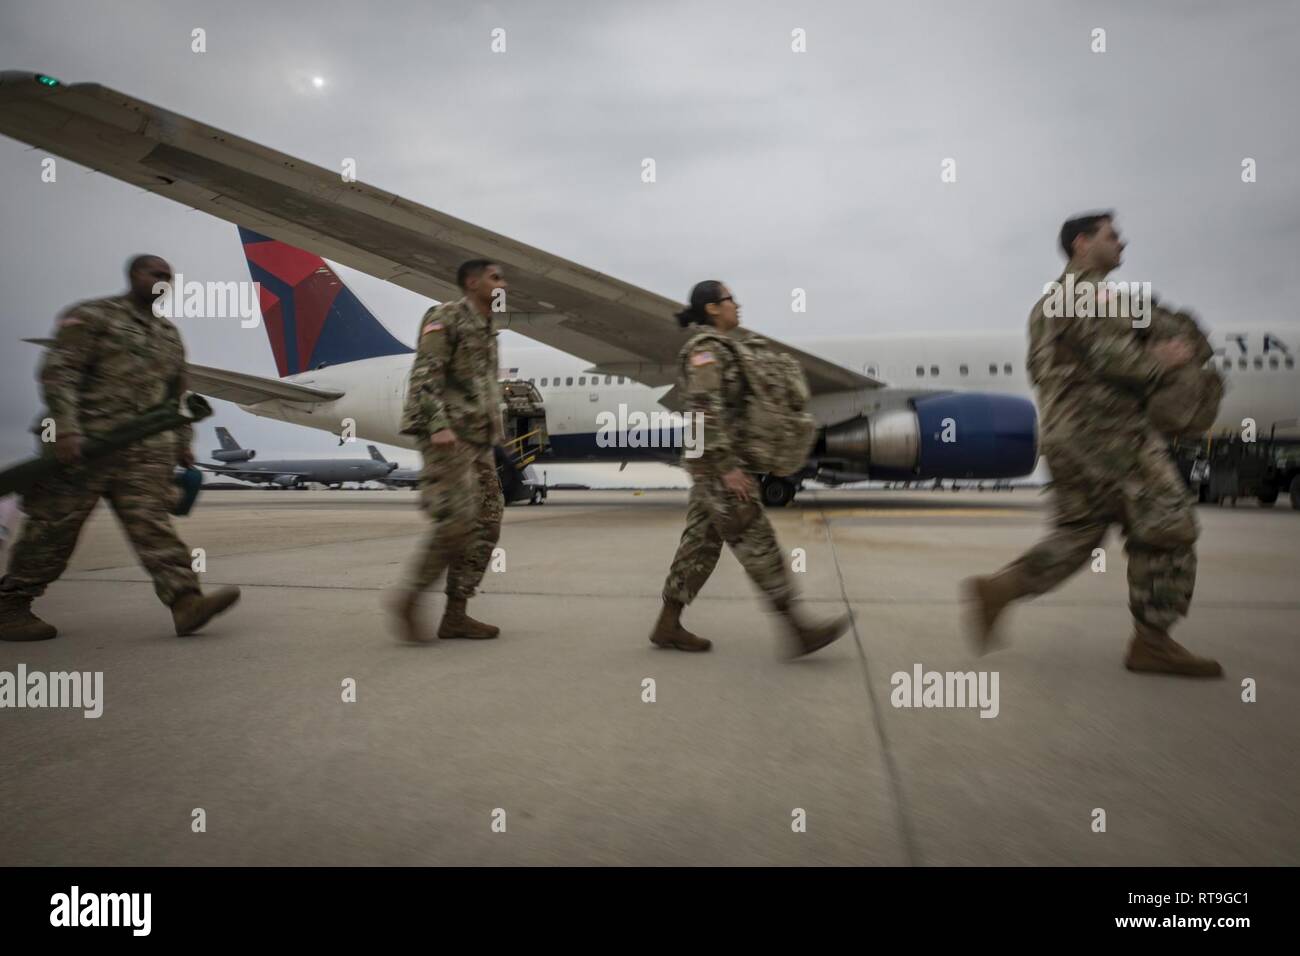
[423,321,445,335]
[689,351,716,366]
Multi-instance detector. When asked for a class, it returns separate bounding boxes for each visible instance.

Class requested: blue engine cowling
[912,393,1038,479]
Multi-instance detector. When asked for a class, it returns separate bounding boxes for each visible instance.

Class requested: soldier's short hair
[1059,212,1113,259]
[125,253,167,276]
[457,259,499,290]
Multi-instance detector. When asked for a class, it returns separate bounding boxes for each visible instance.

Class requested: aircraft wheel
[1290,475,1300,510]
[1258,484,1279,507]
[761,475,796,508]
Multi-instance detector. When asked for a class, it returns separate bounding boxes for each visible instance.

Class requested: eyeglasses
[717,296,737,306]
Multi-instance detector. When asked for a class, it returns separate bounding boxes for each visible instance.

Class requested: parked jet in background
[200,428,397,488]
[219,228,1294,505]
[367,446,418,488]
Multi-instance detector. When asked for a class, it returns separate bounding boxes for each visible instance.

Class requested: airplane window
[915,365,925,377]
[989,363,998,375]
[959,364,969,376]
[1269,356,1279,369]
[1287,357,1296,369]
[1221,360,1232,371]
[1253,357,1263,369]
[605,375,612,384]
[1003,363,1012,374]
[617,376,625,384]
[578,377,586,385]
[566,377,574,386]
[930,365,939,376]
[540,378,548,386]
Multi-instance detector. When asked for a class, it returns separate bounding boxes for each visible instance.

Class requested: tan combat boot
[962,568,1028,655]
[387,588,432,643]
[438,598,500,640]
[0,596,58,642]
[172,586,241,637]
[777,599,850,658]
[649,599,712,652]
[1125,621,1223,678]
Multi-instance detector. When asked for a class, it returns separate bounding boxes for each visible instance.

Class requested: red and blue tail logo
[238,227,413,376]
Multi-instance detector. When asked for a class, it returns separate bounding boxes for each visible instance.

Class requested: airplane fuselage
[238,326,1300,466]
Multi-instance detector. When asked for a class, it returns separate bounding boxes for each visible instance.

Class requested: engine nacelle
[212,449,255,462]
[822,410,919,470]
[821,393,1037,480]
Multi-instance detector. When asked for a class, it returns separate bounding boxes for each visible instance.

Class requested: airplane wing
[24,337,342,405]
[0,72,883,394]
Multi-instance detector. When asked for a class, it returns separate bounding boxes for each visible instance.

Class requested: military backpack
[684,331,817,476]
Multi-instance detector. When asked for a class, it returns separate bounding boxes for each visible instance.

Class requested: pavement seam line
[813,490,922,867]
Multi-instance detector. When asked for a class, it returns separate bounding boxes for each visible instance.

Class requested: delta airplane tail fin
[237,226,413,377]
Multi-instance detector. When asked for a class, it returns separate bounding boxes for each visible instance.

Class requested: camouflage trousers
[1005,430,1198,629]
[662,475,794,607]
[0,446,199,608]
[405,441,504,598]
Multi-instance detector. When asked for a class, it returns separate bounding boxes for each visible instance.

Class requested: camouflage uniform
[399,297,504,596]
[661,327,794,608]
[0,295,200,608]
[1005,265,1198,629]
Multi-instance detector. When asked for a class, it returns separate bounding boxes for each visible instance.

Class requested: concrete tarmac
[1,488,1296,865]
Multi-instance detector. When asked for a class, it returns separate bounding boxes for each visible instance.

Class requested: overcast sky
[2,0,1297,481]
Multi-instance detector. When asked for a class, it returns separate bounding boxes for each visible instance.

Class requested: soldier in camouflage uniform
[0,255,240,642]
[964,214,1221,677]
[651,280,849,657]
[388,259,506,643]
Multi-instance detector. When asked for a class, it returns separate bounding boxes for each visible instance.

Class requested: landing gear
[761,475,798,508]
[1258,484,1278,508]
[1291,475,1300,510]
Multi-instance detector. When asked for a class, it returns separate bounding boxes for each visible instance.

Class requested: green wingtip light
[36,74,61,87]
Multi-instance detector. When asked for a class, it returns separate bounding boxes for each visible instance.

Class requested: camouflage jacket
[399,297,502,447]
[1026,264,1165,453]
[679,326,752,479]
[37,294,192,456]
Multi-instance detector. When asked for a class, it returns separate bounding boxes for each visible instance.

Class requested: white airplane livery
[223,289,1298,506]
[2,72,1296,506]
